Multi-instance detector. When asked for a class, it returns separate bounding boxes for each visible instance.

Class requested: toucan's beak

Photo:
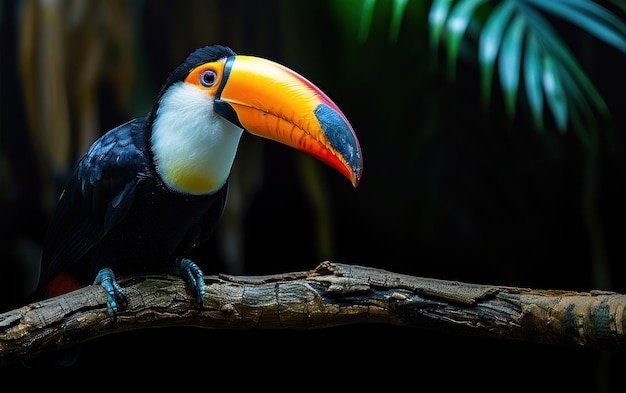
[213,55,362,187]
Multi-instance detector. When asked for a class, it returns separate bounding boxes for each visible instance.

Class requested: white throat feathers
[151,81,244,195]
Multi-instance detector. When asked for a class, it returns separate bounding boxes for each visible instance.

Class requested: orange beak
[213,55,362,186]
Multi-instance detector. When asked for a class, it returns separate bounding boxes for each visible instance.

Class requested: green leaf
[389,0,409,43]
[520,3,609,117]
[429,0,455,49]
[359,0,377,43]
[523,32,544,131]
[428,0,623,142]
[498,13,526,118]
[526,0,626,54]
[444,0,488,81]
[479,0,516,106]
[542,55,568,132]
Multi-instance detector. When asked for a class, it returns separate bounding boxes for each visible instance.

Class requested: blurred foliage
[18,0,134,207]
[1,0,626,387]
[363,0,626,146]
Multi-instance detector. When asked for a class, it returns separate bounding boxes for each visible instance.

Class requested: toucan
[33,45,362,317]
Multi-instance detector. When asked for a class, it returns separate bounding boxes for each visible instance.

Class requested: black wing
[37,116,150,293]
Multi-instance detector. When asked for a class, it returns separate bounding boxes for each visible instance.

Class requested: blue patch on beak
[314,104,362,174]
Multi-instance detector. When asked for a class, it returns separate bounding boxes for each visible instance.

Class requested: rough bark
[1,261,625,366]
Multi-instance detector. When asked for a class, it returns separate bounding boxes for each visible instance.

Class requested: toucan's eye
[200,70,217,87]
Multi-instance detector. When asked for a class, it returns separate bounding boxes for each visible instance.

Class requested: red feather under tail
[46,271,83,298]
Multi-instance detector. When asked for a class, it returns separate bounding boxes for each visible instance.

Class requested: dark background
[1,0,625,389]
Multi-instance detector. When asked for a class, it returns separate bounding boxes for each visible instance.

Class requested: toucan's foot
[94,268,127,318]
[173,258,205,305]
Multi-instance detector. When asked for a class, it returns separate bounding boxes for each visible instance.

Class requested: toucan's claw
[94,268,127,318]
[174,258,205,305]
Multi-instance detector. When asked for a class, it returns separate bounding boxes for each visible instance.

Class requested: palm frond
[528,0,626,53]
[430,0,488,81]
[358,0,412,43]
[498,13,525,117]
[522,32,544,131]
[352,0,626,142]
[358,0,377,42]
[479,1,516,106]
[429,0,454,49]
[432,0,626,140]
[390,0,410,42]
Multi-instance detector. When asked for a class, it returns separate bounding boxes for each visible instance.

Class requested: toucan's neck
[150,82,243,195]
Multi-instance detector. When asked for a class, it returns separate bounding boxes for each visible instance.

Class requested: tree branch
[1,261,625,366]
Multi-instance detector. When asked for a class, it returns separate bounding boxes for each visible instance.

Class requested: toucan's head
[150,45,362,195]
